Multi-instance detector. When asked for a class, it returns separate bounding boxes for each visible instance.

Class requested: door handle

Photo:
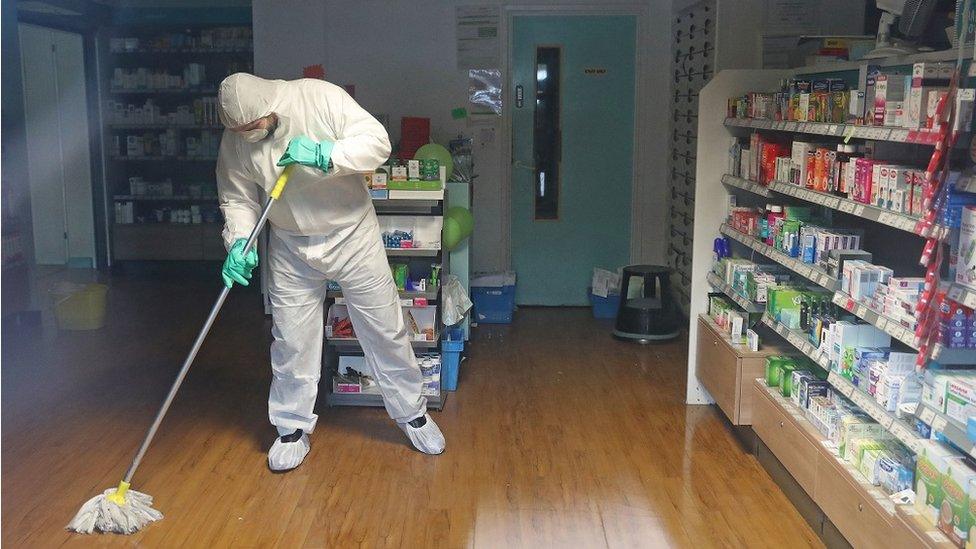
[513,160,537,171]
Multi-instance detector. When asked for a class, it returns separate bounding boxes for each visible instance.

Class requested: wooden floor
[2,269,823,548]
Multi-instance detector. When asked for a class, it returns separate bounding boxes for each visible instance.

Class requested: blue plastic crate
[471,284,515,324]
[589,289,620,319]
[441,329,464,391]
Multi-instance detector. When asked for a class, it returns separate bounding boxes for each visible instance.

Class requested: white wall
[253,0,674,272]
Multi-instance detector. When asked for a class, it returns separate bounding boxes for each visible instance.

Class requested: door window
[533,46,561,220]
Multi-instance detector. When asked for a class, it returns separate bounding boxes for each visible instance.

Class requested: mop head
[67,481,162,534]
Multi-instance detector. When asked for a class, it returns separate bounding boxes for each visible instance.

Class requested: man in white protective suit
[215,73,446,471]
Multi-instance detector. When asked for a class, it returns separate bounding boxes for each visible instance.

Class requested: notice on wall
[764,0,817,35]
[456,5,499,69]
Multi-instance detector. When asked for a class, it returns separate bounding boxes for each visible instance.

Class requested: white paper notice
[457,6,500,69]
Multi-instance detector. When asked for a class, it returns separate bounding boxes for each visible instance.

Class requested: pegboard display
[668,0,715,311]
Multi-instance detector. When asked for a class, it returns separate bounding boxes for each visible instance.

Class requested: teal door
[511,15,636,305]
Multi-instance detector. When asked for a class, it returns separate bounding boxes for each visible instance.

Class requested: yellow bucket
[52,283,108,330]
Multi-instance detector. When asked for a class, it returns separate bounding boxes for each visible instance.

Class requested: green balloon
[442,206,473,251]
[414,143,453,181]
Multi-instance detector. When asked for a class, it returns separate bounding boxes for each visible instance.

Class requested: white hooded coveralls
[216,73,426,434]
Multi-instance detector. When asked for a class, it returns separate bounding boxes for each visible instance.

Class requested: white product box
[946,378,976,424]
[956,206,976,290]
[955,89,976,133]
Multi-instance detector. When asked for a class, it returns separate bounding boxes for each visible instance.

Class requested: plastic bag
[442,274,473,326]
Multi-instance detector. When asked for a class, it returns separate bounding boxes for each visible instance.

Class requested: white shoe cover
[268,433,310,471]
[398,414,446,455]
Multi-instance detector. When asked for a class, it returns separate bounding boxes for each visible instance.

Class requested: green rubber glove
[276,136,334,172]
[222,238,259,288]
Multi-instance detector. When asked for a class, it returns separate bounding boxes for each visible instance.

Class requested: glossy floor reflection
[2,270,822,547]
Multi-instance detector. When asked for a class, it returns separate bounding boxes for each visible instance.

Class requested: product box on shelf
[957,207,976,291]
[940,459,976,546]
[916,441,964,526]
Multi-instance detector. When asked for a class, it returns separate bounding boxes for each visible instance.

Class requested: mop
[67,166,294,534]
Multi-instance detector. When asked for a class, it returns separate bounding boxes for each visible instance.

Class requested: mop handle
[122,167,292,483]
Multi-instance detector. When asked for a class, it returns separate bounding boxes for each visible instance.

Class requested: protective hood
[218,73,287,129]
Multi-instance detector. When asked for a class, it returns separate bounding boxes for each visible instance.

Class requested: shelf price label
[932,415,949,433]
[919,407,937,425]
[889,422,916,446]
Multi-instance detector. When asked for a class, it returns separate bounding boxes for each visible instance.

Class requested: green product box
[419,158,440,181]
[780,364,804,397]
[940,461,976,546]
[915,442,963,526]
[708,296,732,320]
[784,206,813,221]
[390,263,409,290]
[765,356,787,387]
[767,286,805,319]
[967,479,976,549]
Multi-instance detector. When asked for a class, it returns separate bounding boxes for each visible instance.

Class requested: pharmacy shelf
[831,292,917,349]
[758,312,924,453]
[721,174,773,198]
[720,224,841,291]
[384,248,440,257]
[109,155,218,162]
[724,118,943,146]
[706,272,765,313]
[917,403,976,458]
[761,313,829,368]
[109,88,217,95]
[721,175,925,235]
[767,309,942,453]
[327,334,440,350]
[930,343,976,365]
[327,286,439,302]
[113,195,217,202]
[108,123,222,130]
[826,371,924,453]
[947,283,976,310]
[769,180,923,234]
[326,389,445,411]
[895,505,956,549]
[111,48,252,55]
[757,380,899,516]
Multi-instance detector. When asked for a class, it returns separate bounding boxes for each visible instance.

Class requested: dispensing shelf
[916,403,976,458]
[109,88,217,95]
[722,174,774,197]
[327,286,439,302]
[384,248,440,257]
[761,313,829,368]
[113,195,218,202]
[947,283,976,309]
[831,292,918,350]
[827,371,924,453]
[327,334,440,350]
[109,155,218,162]
[108,123,223,130]
[761,313,924,453]
[931,344,976,365]
[721,175,926,236]
[326,389,445,411]
[719,224,841,291]
[705,272,765,313]
[723,118,943,146]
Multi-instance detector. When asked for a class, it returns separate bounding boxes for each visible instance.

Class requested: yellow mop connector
[270,165,294,200]
[105,480,130,505]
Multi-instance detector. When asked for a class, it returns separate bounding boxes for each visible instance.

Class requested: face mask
[239,115,278,143]
[241,128,269,142]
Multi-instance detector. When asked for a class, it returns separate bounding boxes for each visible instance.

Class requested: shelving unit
[98,25,253,262]
[724,117,943,146]
[324,184,449,411]
[722,175,924,235]
[690,66,976,548]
